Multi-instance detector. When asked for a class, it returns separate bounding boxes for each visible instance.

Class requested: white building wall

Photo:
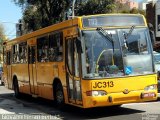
[156,0,160,37]
[139,0,158,10]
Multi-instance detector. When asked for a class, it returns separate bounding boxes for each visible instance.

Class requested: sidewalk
[0,86,61,120]
[0,86,44,114]
[158,93,160,98]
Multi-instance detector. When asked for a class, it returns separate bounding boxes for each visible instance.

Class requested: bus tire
[55,82,65,109]
[13,79,21,98]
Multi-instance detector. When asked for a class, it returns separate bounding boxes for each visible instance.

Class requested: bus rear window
[82,15,145,28]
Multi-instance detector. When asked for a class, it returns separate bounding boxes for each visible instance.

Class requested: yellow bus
[3,14,158,108]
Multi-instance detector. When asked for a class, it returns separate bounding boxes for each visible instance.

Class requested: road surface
[0,85,159,120]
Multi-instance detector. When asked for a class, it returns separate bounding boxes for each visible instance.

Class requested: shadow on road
[5,88,160,120]
[0,93,145,120]
[59,105,144,120]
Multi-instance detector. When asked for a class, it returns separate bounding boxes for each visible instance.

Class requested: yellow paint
[2,14,157,108]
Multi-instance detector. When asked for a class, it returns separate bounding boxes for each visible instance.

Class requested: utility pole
[16,19,23,37]
[72,0,76,18]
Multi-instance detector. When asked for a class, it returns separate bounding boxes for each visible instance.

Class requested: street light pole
[72,0,76,18]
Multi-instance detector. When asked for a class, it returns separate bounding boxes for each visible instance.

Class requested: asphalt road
[0,85,160,120]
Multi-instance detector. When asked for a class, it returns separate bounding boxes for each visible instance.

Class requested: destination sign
[82,15,145,28]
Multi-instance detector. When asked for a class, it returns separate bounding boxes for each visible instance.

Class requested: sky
[0,0,22,40]
[0,0,143,40]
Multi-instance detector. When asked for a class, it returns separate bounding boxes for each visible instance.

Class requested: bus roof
[80,14,146,29]
[5,13,146,45]
[5,17,79,45]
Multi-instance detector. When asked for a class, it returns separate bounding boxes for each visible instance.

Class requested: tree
[138,9,146,16]
[13,0,70,32]
[76,0,116,16]
[114,1,130,13]
[130,8,146,16]
[23,5,41,32]
[130,8,139,14]
[13,0,146,33]
[113,2,146,16]
[0,24,4,39]
[0,24,7,41]
[0,24,7,63]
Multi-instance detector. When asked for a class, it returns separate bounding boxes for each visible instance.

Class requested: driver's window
[67,39,73,75]
[67,38,80,77]
[74,39,80,77]
[98,50,113,71]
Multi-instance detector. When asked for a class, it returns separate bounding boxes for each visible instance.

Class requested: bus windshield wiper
[96,27,115,52]
[96,27,114,44]
[123,25,135,40]
[122,25,135,50]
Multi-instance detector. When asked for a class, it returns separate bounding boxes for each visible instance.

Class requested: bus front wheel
[55,82,65,109]
[13,79,20,98]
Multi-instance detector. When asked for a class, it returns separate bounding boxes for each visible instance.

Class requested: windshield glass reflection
[82,28,153,79]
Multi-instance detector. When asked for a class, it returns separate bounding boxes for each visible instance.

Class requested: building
[127,0,139,9]
[116,0,138,9]
[139,0,157,10]
[146,0,160,50]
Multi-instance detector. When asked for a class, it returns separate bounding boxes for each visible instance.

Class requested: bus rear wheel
[13,79,20,98]
[55,82,65,109]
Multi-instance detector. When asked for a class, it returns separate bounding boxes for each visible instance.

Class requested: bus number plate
[92,81,114,88]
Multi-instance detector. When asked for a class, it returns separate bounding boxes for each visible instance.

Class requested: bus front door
[28,46,38,95]
[6,51,12,88]
[66,38,82,105]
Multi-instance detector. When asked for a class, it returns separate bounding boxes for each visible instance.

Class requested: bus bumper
[82,90,157,108]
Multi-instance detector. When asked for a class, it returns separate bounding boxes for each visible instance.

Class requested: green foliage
[130,8,139,14]
[13,0,70,32]
[114,1,130,13]
[23,6,41,31]
[113,1,146,16]
[138,10,146,16]
[13,0,146,32]
[0,24,6,58]
[76,0,115,15]
[0,24,5,40]
[130,8,146,16]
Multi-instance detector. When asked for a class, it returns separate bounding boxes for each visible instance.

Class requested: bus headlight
[144,85,157,91]
[86,90,107,96]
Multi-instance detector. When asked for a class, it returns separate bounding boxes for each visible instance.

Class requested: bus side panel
[12,64,30,94]
[36,62,66,100]
[36,63,54,100]
[57,62,68,103]
[3,64,9,88]
[81,74,157,108]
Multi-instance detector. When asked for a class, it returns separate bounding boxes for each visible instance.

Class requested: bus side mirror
[76,28,83,53]
[148,23,153,29]
[149,30,156,45]
[76,38,83,53]
[148,23,156,45]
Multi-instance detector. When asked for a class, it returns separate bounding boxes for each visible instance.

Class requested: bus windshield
[82,28,153,78]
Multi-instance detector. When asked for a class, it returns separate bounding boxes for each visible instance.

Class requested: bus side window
[3,50,7,65]
[49,34,56,62]
[12,44,20,64]
[56,32,63,61]
[29,47,35,64]
[19,42,27,63]
[7,51,11,65]
[12,45,15,63]
[37,35,49,62]
[49,32,63,62]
